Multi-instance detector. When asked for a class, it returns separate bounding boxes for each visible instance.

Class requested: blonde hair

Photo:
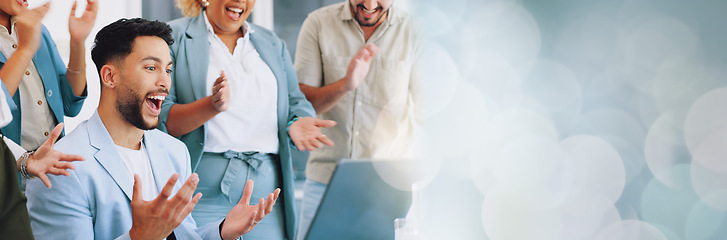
[175,0,204,17]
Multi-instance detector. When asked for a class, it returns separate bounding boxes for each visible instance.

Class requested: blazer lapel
[250,28,280,82]
[250,28,287,122]
[87,112,135,201]
[32,40,54,91]
[185,15,210,100]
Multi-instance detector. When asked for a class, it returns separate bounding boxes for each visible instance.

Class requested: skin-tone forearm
[167,72,228,137]
[66,40,87,96]
[0,3,50,97]
[298,80,352,114]
[0,47,35,97]
[165,96,221,137]
[66,0,98,96]
[0,42,86,97]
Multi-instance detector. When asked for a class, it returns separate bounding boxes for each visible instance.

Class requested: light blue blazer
[159,15,316,240]
[0,25,86,143]
[25,112,222,240]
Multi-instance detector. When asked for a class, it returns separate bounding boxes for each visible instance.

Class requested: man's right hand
[15,2,51,56]
[129,173,202,240]
[344,43,379,91]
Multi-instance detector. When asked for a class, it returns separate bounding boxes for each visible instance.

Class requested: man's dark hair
[91,18,174,73]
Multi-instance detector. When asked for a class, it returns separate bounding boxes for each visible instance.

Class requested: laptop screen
[305,159,414,240]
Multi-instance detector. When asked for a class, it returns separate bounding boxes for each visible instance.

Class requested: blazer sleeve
[281,40,315,120]
[41,26,86,117]
[158,26,186,134]
[158,44,178,134]
[26,170,95,239]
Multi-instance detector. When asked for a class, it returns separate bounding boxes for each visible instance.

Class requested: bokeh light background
[395,0,727,239]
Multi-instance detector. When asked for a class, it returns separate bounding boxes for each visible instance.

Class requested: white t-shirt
[116,142,158,201]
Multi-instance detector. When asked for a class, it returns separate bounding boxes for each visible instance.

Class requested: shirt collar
[202,10,254,38]
[0,16,18,36]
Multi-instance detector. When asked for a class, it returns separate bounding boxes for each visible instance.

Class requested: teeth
[364,8,376,14]
[227,7,243,13]
[148,95,166,101]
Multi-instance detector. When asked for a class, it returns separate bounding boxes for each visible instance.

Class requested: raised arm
[0,3,49,97]
[164,71,229,137]
[65,0,98,96]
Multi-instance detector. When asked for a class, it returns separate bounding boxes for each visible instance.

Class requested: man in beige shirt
[295,0,420,238]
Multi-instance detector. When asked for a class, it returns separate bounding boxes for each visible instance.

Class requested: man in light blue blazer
[26,18,279,240]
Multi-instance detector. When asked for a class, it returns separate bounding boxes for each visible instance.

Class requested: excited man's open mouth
[145,94,166,115]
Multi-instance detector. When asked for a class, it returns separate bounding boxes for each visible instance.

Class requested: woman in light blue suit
[159,0,337,239]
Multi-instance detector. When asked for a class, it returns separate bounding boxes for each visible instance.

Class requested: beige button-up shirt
[295,2,421,184]
[0,17,56,150]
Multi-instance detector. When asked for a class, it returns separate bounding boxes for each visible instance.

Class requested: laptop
[304,159,414,240]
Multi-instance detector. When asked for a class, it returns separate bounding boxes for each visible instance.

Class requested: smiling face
[205,0,256,35]
[113,36,173,130]
[349,0,393,27]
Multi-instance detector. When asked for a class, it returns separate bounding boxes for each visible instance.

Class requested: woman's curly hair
[176,0,204,17]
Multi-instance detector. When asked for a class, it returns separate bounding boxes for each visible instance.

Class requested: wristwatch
[18,151,37,179]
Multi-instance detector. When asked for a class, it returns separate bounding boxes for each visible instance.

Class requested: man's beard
[116,87,157,130]
[354,4,388,27]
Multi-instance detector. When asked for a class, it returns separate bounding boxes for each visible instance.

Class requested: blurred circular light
[482,186,563,240]
[644,111,690,189]
[593,220,667,240]
[690,162,727,211]
[684,194,726,240]
[464,1,541,69]
[471,109,558,195]
[622,16,702,94]
[641,164,699,238]
[560,135,626,204]
[684,88,727,154]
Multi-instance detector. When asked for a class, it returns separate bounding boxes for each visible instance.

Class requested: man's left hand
[289,117,336,151]
[220,179,281,240]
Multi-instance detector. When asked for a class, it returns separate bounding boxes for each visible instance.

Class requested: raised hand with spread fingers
[129,173,203,240]
[220,179,281,240]
[22,123,84,189]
